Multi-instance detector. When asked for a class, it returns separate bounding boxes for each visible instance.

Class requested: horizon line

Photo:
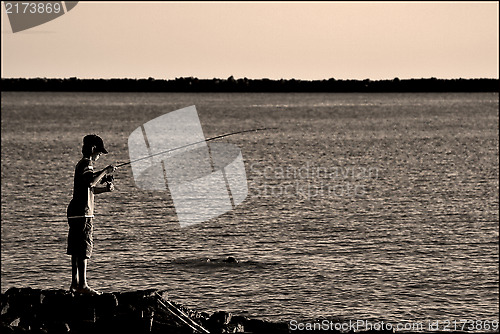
[2,76,499,81]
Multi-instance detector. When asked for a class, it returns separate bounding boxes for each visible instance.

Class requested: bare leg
[77,258,88,289]
[71,256,79,290]
[76,258,100,294]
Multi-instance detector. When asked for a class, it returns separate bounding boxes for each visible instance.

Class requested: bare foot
[76,286,101,295]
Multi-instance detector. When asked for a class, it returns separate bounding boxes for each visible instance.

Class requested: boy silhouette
[67,134,116,294]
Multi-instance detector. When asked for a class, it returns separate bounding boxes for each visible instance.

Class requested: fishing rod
[116,127,277,169]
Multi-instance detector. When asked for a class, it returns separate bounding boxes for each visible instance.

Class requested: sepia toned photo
[1,2,498,333]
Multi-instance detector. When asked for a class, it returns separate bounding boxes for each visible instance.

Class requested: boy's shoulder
[76,157,94,172]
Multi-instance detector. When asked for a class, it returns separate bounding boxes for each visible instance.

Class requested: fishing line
[116,127,277,168]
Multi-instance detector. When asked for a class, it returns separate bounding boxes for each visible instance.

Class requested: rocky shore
[2,288,496,334]
[0,287,289,334]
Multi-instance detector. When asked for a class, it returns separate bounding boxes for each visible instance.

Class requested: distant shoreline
[1,77,498,92]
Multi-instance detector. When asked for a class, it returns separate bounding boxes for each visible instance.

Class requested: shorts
[67,217,93,259]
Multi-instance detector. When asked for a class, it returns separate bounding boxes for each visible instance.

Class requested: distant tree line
[1,77,498,92]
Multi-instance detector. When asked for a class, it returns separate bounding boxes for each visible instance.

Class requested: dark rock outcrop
[2,288,488,334]
[0,287,288,334]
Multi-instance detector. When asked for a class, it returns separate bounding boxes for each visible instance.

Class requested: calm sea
[1,92,498,326]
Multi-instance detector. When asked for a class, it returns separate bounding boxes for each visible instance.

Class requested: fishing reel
[100,174,115,191]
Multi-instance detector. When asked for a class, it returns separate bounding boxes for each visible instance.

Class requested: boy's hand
[106,182,115,192]
[105,165,116,174]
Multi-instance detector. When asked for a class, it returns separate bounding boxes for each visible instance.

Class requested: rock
[223,257,239,263]
[44,321,70,334]
[94,293,118,320]
[109,312,145,334]
[223,323,245,333]
[210,311,232,325]
[142,310,154,332]
[0,324,14,334]
[206,311,235,333]
[1,288,295,334]
[5,288,22,297]
[243,318,289,334]
[39,294,45,305]
[0,293,8,310]
[74,319,95,333]
[4,288,42,317]
[207,257,240,264]
[115,290,157,308]
[230,315,248,324]
[200,311,211,319]
[39,290,73,322]
[9,318,21,327]
[1,302,9,315]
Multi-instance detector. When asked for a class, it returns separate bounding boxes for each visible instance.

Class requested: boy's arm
[90,165,115,187]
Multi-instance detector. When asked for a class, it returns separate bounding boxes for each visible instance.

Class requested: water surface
[1,92,498,325]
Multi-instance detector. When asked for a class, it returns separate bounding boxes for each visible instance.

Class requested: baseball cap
[83,134,108,154]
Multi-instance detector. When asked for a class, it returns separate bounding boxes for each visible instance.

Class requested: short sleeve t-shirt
[67,158,95,218]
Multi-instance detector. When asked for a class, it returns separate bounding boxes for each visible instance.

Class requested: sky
[1,1,498,80]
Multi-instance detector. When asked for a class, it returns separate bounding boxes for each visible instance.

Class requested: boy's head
[82,134,108,157]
